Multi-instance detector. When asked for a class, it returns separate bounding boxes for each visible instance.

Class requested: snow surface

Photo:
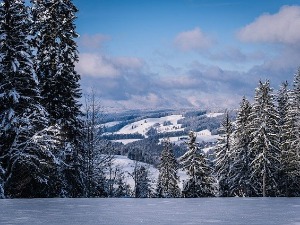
[160,130,219,146]
[0,198,299,225]
[112,139,142,145]
[206,112,224,118]
[102,121,121,128]
[112,155,158,188]
[112,155,187,189]
[114,115,184,136]
[202,146,215,153]
[104,113,222,145]
[195,129,219,143]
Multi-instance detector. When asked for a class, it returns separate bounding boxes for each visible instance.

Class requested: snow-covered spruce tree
[129,161,153,198]
[180,132,215,197]
[133,164,152,198]
[248,80,280,197]
[230,97,253,197]
[107,165,131,197]
[113,174,131,198]
[0,163,4,198]
[278,73,300,196]
[156,138,181,198]
[0,0,61,198]
[31,0,84,197]
[214,111,234,197]
[277,81,291,195]
[277,81,289,130]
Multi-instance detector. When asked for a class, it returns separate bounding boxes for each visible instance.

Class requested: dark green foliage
[180,132,215,197]
[133,165,152,198]
[214,112,234,197]
[248,80,280,197]
[157,138,181,198]
[278,73,300,196]
[0,0,61,198]
[230,97,253,197]
[31,0,84,197]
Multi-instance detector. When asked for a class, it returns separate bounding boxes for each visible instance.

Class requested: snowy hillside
[206,112,224,118]
[114,114,184,136]
[111,155,187,189]
[159,129,219,147]
[102,111,223,146]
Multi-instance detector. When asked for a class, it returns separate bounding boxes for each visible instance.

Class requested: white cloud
[113,57,144,70]
[79,34,110,49]
[76,53,145,78]
[238,5,300,45]
[76,53,120,78]
[174,27,214,52]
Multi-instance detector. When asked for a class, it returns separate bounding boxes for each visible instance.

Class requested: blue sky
[74,0,300,111]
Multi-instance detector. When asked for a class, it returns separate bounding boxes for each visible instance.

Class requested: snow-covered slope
[160,129,219,146]
[113,139,142,145]
[104,111,222,145]
[114,114,184,136]
[206,112,224,118]
[195,129,219,142]
[112,155,187,189]
[102,121,121,128]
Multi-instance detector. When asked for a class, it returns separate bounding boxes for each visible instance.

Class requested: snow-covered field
[113,139,142,144]
[0,198,299,225]
[102,121,121,128]
[112,155,187,189]
[206,112,224,118]
[104,113,222,145]
[159,129,219,147]
[112,155,159,188]
[114,114,184,136]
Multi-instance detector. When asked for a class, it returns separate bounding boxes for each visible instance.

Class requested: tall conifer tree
[249,80,280,197]
[31,0,84,197]
[180,132,215,197]
[230,97,253,196]
[214,111,234,197]
[279,74,300,196]
[0,164,4,198]
[156,138,181,198]
[0,0,60,197]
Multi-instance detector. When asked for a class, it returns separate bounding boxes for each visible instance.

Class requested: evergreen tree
[31,0,84,197]
[214,111,234,197]
[0,163,4,198]
[279,74,300,196]
[0,0,60,197]
[180,131,215,197]
[249,80,280,197]
[156,138,181,198]
[113,174,131,198]
[134,164,152,198]
[230,97,253,196]
[277,81,289,129]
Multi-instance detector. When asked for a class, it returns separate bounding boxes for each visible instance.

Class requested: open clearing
[0,198,299,225]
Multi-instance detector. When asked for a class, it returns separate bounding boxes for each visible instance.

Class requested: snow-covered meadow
[112,155,188,190]
[105,113,221,145]
[0,198,299,225]
[114,114,185,137]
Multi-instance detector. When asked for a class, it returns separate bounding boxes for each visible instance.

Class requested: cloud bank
[238,5,300,45]
[174,27,214,52]
[77,4,300,112]
[79,34,111,49]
